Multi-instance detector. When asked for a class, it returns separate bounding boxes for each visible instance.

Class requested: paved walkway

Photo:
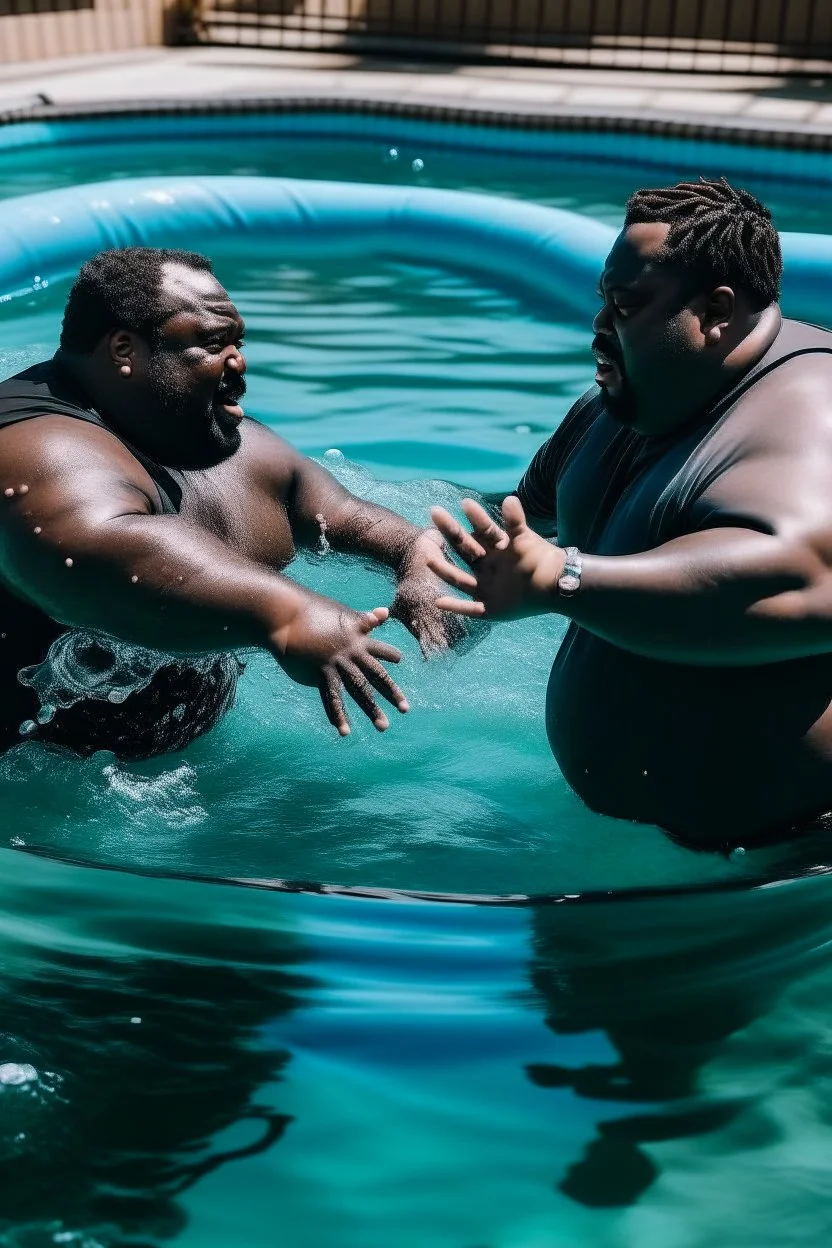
[3,46,832,138]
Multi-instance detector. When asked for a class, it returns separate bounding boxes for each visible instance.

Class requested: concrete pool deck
[4,46,832,144]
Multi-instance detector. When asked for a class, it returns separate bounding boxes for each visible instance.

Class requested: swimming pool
[2,110,832,1247]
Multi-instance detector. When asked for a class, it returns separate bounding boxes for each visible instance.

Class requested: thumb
[501,494,529,539]
[363,606,390,630]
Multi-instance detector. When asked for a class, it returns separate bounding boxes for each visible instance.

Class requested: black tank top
[0,359,185,513]
[0,360,189,747]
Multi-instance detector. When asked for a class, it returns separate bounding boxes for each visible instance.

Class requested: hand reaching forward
[391,528,468,655]
[270,590,409,736]
[427,495,567,620]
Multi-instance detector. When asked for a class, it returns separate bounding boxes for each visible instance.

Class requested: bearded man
[429,177,832,850]
[0,247,454,758]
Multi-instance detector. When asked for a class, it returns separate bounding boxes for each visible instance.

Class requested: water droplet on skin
[33,526,41,535]
[130,575,138,584]
[18,484,28,494]
[3,488,13,498]
[412,158,424,173]
[64,558,73,568]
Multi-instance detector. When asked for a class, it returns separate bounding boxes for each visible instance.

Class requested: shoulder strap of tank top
[702,318,832,432]
[0,360,184,515]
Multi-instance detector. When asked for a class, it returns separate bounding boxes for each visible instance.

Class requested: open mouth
[592,337,624,394]
[214,382,246,423]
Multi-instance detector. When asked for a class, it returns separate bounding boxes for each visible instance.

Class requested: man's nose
[592,302,612,334]
[226,348,246,375]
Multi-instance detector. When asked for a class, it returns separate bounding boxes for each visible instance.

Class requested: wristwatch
[557,546,582,598]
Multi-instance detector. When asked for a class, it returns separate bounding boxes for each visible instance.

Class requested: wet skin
[0,262,458,740]
[428,223,832,847]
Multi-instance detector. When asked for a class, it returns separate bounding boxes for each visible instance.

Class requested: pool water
[1,120,832,1247]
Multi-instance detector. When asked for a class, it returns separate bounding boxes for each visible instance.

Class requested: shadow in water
[524,874,832,1208]
[0,931,313,1244]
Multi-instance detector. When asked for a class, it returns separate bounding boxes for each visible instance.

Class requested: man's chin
[175,426,242,471]
[599,384,638,428]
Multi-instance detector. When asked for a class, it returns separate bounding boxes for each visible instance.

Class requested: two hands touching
[272,526,472,737]
[274,499,558,737]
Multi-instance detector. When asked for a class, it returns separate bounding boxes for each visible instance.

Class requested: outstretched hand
[391,528,467,656]
[270,594,409,736]
[426,495,566,620]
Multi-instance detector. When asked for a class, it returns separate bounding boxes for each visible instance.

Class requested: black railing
[192,0,832,74]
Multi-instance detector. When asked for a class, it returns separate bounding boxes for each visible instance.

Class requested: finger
[319,668,351,736]
[429,506,488,566]
[436,595,487,617]
[460,498,510,550]
[361,606,390,632]
[361,655,410,711]
[424,552,478,592]
[501,494,529,539]
[339,660,389,730]
[367,639,402,663]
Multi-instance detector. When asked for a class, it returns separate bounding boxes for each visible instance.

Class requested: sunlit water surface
[1,134,832,1247]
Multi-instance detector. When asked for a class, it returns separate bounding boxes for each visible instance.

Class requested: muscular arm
[0,418,409,733]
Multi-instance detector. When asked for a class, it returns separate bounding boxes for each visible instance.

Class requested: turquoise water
[1,121,832,1246]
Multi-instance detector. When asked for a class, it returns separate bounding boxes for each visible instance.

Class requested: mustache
[216,374,247,403]
[591,335,623,368]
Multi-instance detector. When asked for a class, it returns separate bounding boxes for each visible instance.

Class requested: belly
[546,626,832,845]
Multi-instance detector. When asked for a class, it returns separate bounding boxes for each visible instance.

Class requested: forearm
[564,529,832,666]
[1,513,308,655]
[325,498,424,571]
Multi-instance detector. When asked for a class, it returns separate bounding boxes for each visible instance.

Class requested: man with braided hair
[428,176,832,850]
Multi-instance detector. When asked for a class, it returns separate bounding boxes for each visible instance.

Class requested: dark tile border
[0,92,831,153]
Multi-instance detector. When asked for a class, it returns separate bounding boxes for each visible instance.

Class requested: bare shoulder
[237,417,306,494]
[0,415,160,518]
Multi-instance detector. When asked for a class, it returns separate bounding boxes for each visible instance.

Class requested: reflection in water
[0,930,313,1245]
[524,878,832,1208]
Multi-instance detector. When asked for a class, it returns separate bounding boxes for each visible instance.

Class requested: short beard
[145,356,243,470]
[599,377,639,428]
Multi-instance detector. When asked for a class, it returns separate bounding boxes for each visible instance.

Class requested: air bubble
[384,147,399,162]
[18,720,36,736]
[412,158,424,173]
[323,448,344,460]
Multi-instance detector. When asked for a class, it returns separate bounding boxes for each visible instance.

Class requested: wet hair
[59,246,214,354]
[624,177,782,310]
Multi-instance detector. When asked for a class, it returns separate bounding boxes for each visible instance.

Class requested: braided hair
[60,246,215,354]
[624,177,782,310]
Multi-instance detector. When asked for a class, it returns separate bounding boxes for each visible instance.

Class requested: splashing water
[18,631,239,716]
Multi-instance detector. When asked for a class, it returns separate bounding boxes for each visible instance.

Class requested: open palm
[426,496,566,620]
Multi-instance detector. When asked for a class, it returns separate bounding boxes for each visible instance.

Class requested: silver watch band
[557,546,582,597]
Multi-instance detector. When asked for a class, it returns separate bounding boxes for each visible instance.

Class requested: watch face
[558,574,581,594]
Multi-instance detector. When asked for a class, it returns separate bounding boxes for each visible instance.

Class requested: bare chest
[176,463,296,568]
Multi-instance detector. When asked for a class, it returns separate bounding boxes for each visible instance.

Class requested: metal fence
[193,0,832,74]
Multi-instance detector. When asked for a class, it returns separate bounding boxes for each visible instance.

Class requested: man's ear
[108,330,137,378]
[701,286,735,345]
